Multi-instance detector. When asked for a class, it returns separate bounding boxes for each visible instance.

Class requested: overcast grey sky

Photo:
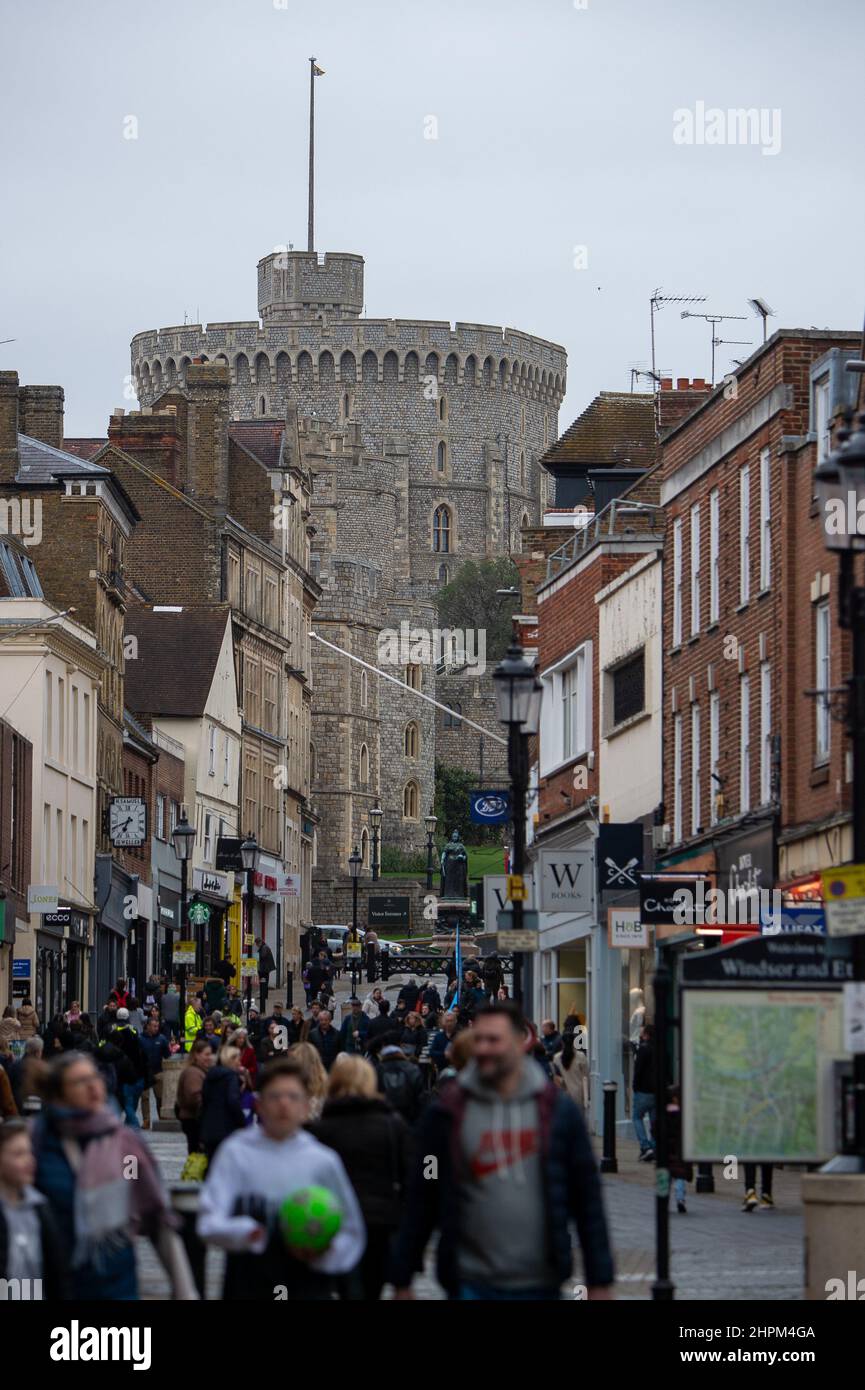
[2,0,863,436]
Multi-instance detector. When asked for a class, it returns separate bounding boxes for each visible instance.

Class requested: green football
[278,1186,343,1252]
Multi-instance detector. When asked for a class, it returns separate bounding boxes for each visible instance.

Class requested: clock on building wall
[108,796,148,847]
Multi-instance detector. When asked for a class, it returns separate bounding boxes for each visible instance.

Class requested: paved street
[140,1123,804,1301]
[140,971,805,1302]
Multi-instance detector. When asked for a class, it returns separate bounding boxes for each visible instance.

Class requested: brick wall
[657,331,859,858]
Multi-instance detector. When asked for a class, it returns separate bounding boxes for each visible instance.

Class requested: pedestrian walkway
[139,1124,803,1300]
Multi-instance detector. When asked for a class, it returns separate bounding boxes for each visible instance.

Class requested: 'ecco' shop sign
[537,850,594,915]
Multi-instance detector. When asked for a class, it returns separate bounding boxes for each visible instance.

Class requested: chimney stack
[18,384,65,449]
[185,361,230,507]
[0,371,20,484]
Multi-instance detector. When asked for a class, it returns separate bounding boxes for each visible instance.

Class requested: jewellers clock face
[109,796,147,847]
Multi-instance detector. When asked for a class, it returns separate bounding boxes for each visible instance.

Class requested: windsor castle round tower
[131,249,566,894]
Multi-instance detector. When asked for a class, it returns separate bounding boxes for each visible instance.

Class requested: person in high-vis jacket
[184,996,204,1051]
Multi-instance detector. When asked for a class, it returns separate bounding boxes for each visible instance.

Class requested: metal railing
[545,498,666,580]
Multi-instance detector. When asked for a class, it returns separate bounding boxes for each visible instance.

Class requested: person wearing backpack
[375,1045,426,1127]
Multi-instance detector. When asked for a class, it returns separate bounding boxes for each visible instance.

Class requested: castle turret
[257,250,364,324]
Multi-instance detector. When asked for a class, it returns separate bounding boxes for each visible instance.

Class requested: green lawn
[378,842,505,883]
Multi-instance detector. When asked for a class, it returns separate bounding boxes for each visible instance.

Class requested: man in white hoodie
[197,1056,365,1300]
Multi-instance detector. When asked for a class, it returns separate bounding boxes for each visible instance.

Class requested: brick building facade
[656,331,860,906]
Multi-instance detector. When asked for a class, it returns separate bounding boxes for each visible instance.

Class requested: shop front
[63,908,92,1010]
[35,921,64,1022]
[93,856,134,1012]
[191,867,234,978]
[155,888,180,978]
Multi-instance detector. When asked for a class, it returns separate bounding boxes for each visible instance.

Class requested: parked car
[319,924,364,964]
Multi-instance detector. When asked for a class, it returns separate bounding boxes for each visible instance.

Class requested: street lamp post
[493,644,542,1010]
[425,813,438,891]
[369,807,382,883]
[171,814,196,1053]
[240,832,261,1014]
[815,408,865,1170]
[348,845,362,997]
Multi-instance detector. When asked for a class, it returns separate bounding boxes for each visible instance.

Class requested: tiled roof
[229,421,284,471]
[541,392,657,471]
[124,606,232,718]
[16,433,110,483]
[62,438,106,461]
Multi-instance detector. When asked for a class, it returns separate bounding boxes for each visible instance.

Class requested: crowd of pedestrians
[0,946,617,1301]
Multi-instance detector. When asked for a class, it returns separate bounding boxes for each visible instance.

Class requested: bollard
[600,1080,618,1173]
[696,1162,715,1194]
[171,1183,206,1299]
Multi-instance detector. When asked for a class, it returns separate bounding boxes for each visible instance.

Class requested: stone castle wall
[130,250,566,912]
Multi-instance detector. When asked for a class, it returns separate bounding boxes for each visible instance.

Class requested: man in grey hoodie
[391,1000,614,1300]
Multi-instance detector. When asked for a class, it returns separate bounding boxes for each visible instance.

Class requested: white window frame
[814,374,831,463]
[759,447,771,590]
[709,488,720,624]
[760,662,772,805]
[739,465,751,605]
[208,725,216,776]
[709,690,720,826]
[815,601,830,762]
[673,713,683,843]
[672,517,683,646]
[690,502,701,636]
[156,793,166,841]
[223,736,231,786]
[740,674,751,813]
[539,642,593,776]
[203,811,213,863]
[691,702,701,836]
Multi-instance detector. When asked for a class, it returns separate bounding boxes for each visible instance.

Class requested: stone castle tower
[130,249,566,890]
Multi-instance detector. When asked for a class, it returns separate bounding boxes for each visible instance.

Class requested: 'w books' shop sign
[537,850,594,915]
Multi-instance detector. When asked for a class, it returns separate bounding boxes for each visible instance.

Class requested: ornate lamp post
[425,813,438,891]
[171,814,196,1052]
[815,408,865,1170]
[348,845,362,996]
[240,832,261,1013]
[493,644,542,1008]
[369,806,382,882]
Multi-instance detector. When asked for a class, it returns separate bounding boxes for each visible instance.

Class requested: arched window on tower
[403,781,419,820]
[360,670,368,708]
[404,721,419,759]
[361,827,370,868]
[359,743,369,784]
[438,562,449,586]
[259,396,268,416]
[436,441,447,473]
[433,505,451,553]
[405,663,422,691]
[439,396,447,423]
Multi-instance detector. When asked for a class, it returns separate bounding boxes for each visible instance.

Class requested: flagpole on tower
[307,57,324,252]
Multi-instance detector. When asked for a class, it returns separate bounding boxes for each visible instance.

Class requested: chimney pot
[676,377,689,391]
[660,378,672,391]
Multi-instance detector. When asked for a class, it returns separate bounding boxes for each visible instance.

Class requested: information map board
[681,987,844,1164]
